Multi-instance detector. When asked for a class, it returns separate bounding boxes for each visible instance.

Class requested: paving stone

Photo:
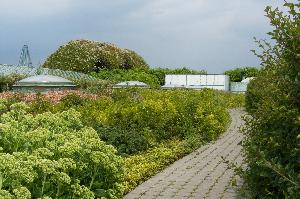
[124,109,246,199]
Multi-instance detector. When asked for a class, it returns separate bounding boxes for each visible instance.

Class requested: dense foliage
[124,138,187,193]
[0,91,98,104]
[91,69,160,87]
[22,89,239,154]
[91,67,206,87]
[0,74,26,92]
[224,67,260,82]
[43,40,149,73]
[0,88,244,198]
[243,2,300,198]
[0,101,123,198]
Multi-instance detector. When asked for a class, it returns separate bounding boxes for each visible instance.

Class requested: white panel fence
[163,74,230,91]
[163,74,249,92]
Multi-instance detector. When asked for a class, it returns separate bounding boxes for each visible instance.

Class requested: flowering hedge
[43,40,149,73]
[0,102,123,198]
[0,90,98,104]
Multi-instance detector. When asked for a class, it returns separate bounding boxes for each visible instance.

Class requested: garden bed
[0,89,244,198]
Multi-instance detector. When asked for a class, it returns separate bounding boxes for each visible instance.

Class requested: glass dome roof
[15,75,75,86]
[115,81,148,87]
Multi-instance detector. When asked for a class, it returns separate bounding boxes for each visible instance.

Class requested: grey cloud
[0,0,289,73]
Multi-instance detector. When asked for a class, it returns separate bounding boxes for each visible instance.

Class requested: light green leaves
[0,103,123,198]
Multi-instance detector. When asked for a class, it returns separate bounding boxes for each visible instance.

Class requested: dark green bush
[29,95,54,114]
[59,93,88,108]
[43,40,149,73]
[243,2,300,198]
[97,126,150,156]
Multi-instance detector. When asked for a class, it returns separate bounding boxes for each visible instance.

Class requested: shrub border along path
[124,109,245,199]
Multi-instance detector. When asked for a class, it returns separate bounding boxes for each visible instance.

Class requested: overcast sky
[0,0,288,73]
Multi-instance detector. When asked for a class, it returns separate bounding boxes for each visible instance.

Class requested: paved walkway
[124,109,245,199]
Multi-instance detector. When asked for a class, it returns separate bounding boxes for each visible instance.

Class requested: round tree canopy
[43,39,149,73]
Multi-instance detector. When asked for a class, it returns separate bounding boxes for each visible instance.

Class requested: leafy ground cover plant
[0,101,123,198]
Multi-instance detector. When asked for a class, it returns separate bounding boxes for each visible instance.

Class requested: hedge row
[243,2,300,198]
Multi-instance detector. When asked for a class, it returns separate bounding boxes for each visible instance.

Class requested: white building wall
[230,82,248,92]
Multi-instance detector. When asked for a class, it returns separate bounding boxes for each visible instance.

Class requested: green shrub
[91,69,160,87]
[245,71,276,114]
[91,67,207,87]
[124,138,187,193]
[74,79,113,94]
[123,134,208,194]
[28,94,54,115]
[242,2,300,198]
[149,67,207,85]
[94,89,236,155]
[0,74,26,92]
[0,102,123,198]
[1,88,244,197]
[22,89,242,157]
[225,67,260,82]
[43,40,149,73]
[98,127,150,156]
[195,100,229,141]
[59,93,88,108]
